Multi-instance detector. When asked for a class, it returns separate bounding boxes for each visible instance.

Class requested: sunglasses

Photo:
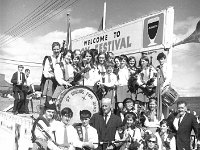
[148,140,156,143]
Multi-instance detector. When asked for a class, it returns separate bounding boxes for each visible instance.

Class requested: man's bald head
[102,98,112,104]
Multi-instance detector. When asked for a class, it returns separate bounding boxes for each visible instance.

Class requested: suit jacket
[11,71,26,92]
[90,112,122,150]
[173,113,199,150]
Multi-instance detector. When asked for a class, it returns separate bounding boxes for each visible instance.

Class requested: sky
[0,0,200,97]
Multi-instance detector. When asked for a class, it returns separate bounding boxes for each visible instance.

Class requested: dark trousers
[13,90,25,113]
[24,93,29,113]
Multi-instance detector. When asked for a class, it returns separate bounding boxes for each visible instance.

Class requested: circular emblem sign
[57,86,99,124]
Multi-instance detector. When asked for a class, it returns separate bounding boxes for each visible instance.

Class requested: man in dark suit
[11,65,26,114]
[90,98,122,150]
[172,100,199,150]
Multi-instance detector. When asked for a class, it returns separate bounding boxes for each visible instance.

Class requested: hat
[123,98,134,105]
[80,110,91,119]
[44,101,56,111]
[18,65,24,68]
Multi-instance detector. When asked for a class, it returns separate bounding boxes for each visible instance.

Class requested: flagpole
[65,13,72,53]
[103,0,107,30]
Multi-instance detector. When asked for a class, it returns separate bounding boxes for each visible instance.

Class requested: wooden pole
[156,69,162,121]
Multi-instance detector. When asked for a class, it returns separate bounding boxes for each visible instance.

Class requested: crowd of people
[31,98,200,150]
[10,41,200,150]
[39,42,173,108]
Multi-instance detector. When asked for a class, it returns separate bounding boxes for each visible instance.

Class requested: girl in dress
[71,54,82,85]
[128,56,138,76]
[127,56,140,99]
[116,54,131,109]
[115,112,142,150]
[137,56,157,98]
[155,119,176,150]
[113,56,121,78]
[143,98,164,134]
[96,52,107,80]
[80,50,101,89]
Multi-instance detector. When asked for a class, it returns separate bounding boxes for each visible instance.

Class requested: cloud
[175,83,200,97]
[172,16,200,66]
[174,17,200,35]
[72,27,97,39]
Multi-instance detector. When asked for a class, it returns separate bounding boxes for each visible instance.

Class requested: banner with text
[72,7,174,55]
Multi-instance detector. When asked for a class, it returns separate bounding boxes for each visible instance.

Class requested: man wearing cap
[32,101,57,150]
[11,65,26,114]
[74,110,98,149]
[90,98,122,150]
[49,107,91,150]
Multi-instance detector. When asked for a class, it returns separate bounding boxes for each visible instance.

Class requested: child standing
[97,61,117,110]
[115,112,142,150]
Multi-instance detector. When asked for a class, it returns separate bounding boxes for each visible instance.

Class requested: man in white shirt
[11,65,26,114]
[172,100,200,150]
[90,98,122,150]
[49,107,92,150]
[24,68,34,113]
[74,110,98,149]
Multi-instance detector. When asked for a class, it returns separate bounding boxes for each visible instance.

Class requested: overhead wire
[0,61,41,67]
[0,0,81,48]
[0,0,49,41]
[0,0,81,67]
[0,0,64,46]
[1,0,59,41]
[0,57,41,64]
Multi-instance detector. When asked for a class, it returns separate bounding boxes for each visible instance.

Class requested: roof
[0,74,12,91]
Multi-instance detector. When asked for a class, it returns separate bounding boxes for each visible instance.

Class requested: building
[0,74,12,97]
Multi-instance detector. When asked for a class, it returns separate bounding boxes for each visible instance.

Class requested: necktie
[104,114,108,124]
[20,72,22,80]
[84,127,88,142]
[178,117,181,127]
[108,74,111,83]
[64,126,69,146]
